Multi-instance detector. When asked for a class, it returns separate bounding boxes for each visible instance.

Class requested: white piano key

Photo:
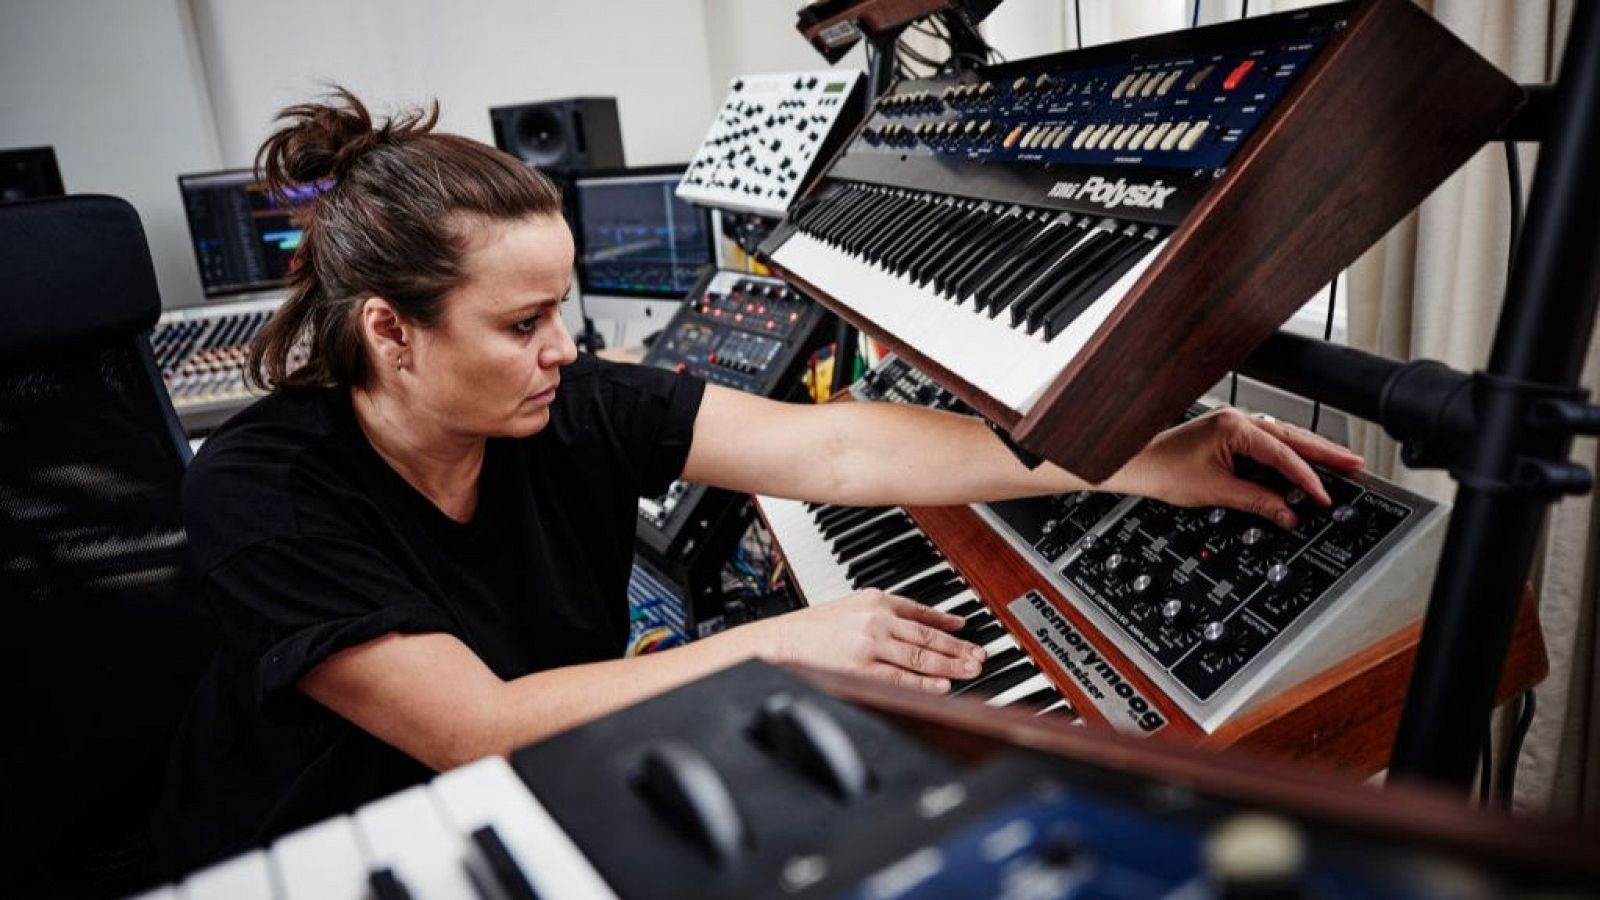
[127,887,180,900]
[987,672,1054,707]
[353,785,477,899]
[431,756,617,900]
[180,849,274,900]
[775,227,1171,414]
[270,814,368,900]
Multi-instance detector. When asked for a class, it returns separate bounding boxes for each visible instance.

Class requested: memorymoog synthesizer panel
[677,70,866,217]
[855,356,1447,732]
[151,297,286,434]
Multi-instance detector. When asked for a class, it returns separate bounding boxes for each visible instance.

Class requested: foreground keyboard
[136,757,614,900]
[762,0,1521,479]
[757,495,1077,721]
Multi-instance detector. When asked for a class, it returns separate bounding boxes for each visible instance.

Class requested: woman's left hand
[1106,407,1364,528]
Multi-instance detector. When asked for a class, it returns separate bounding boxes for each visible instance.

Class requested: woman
[153,89,1361,870]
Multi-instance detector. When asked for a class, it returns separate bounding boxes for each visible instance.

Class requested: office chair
[0,196,214,896]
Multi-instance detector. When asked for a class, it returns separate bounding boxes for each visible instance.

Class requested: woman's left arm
[681,385,1363,524]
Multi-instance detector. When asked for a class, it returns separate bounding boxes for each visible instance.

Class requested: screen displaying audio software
[573,166,713,301]
[178,170,327,298]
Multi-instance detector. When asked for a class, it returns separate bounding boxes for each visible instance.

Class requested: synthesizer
[150,298,285,434]
[635,269,831,630]
[755,355,1549,770]
[677,70,866,218]
[760,0,1523,480]
[143,661,1599,899]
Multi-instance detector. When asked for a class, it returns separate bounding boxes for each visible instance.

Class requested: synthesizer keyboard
[761,0,1522,479]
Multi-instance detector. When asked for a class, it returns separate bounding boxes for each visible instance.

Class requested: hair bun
[255,86,439,201]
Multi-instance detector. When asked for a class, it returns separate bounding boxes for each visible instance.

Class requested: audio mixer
[677,70,866,217]
[636,269,831,629]
[854,355,1447,733]
[151,298,287,434]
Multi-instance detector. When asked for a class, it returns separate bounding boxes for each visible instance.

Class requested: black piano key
[952,610,997,644]
[816,504,890,536]
[818,190,876,246]
[922,209,1003,292]
[944,597,984,620]
[859,544,943,589]
[950,647,1027,694]
[1023,227,1138,334]
[817,505,897,541]
[853,193,917,258]
[847,536,935,583]
[892,567,963,600]
[1042,228,1166,340]
[369,869,413,900]
[907,202,989,283]
[841,528,924,572]
[969,216,1077,314]
[1005,227,1115,329]
[471,825,541,900]
[899,574,967,606]
[967,658,1039,698]
[1007,684,1062,712]
[974,217,1085,315]
[869,193,939,263]
[891,199,969,275]
[949,213,1041,303]
[842,192,904,254]
[807,189,863,236]
[965,620,1007,648]
[833,513,914,559]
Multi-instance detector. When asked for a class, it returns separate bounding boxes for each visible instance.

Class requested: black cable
[1310,278,1338,433]
[1229,372,1239,406]
[1505,142,1524,276]
[1075,0,1084,48]
[1497,690,1536,808]
[1241,0,1250,16]
[1478,732,1493,806]
[1192,0,1201,29]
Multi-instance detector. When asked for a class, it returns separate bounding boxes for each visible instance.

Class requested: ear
[358,296,410,364]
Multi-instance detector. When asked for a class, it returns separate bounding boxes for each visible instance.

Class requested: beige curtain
[1346,0,1595,817]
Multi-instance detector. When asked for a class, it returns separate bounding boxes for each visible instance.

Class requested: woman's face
[408,214,579,439]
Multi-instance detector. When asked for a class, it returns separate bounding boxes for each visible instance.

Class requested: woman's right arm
[299,590,987,772]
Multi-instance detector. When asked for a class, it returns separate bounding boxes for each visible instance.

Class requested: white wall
[189,0,719,170]
[0,0,223,311]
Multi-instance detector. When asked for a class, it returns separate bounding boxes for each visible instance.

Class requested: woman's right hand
[751,589,988,693]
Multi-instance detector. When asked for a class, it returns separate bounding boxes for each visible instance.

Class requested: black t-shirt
[151,354,705,873]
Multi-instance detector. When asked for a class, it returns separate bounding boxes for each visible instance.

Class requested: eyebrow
[505,286,572,317]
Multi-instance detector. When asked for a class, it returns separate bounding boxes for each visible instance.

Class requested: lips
[527,382,559,403]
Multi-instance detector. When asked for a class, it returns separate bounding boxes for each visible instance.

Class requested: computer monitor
[0,147,65,203]
[178,169,327,299]
[571,165,714,348]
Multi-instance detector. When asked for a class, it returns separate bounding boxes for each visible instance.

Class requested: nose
[541,308,580,367]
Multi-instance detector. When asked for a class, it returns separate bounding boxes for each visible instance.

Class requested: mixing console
[642,269,826,393]
[151,298,284,434]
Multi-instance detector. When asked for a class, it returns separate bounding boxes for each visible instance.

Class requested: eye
[512,315,540,335]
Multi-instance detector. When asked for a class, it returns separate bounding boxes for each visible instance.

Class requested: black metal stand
[1238,1,1600,791]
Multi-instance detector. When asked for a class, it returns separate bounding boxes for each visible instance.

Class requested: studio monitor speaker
[489,98,625,174]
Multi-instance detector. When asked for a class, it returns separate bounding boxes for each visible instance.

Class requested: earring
[394,355,406,371]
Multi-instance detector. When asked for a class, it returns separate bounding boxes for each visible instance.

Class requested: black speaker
[489,98,625,174]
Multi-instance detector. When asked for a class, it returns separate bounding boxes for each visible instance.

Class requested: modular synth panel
[677,70,866,217]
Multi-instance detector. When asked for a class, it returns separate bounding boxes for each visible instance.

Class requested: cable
[1478,731,1493,806]
[1192,0,1201,28]
[1505,142,1524,277]
[1229,372,1239,406]
[1309,277,1338,433]
[1241,0,1250,16]
[1497,689,1536,808]
[1074,0,1084,48]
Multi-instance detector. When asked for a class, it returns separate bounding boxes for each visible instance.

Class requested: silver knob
[1161,599,1185,623]
[1240,526,1265,545]
[1206,508,1227,525]
[1266,562,1291,585]
[1202,621,1228,644]
[1332,505,1356,524]
[1132,573,1154,594]
[1285,487,1307,506]
[1105,552,1125,573]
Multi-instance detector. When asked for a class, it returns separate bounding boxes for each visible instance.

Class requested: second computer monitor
[571,165,713,348]
[178,169,328,299]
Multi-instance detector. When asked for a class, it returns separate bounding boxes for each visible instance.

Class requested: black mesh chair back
[0,196,214,896]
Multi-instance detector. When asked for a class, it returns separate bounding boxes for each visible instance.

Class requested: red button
[1222,59,1255,91]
